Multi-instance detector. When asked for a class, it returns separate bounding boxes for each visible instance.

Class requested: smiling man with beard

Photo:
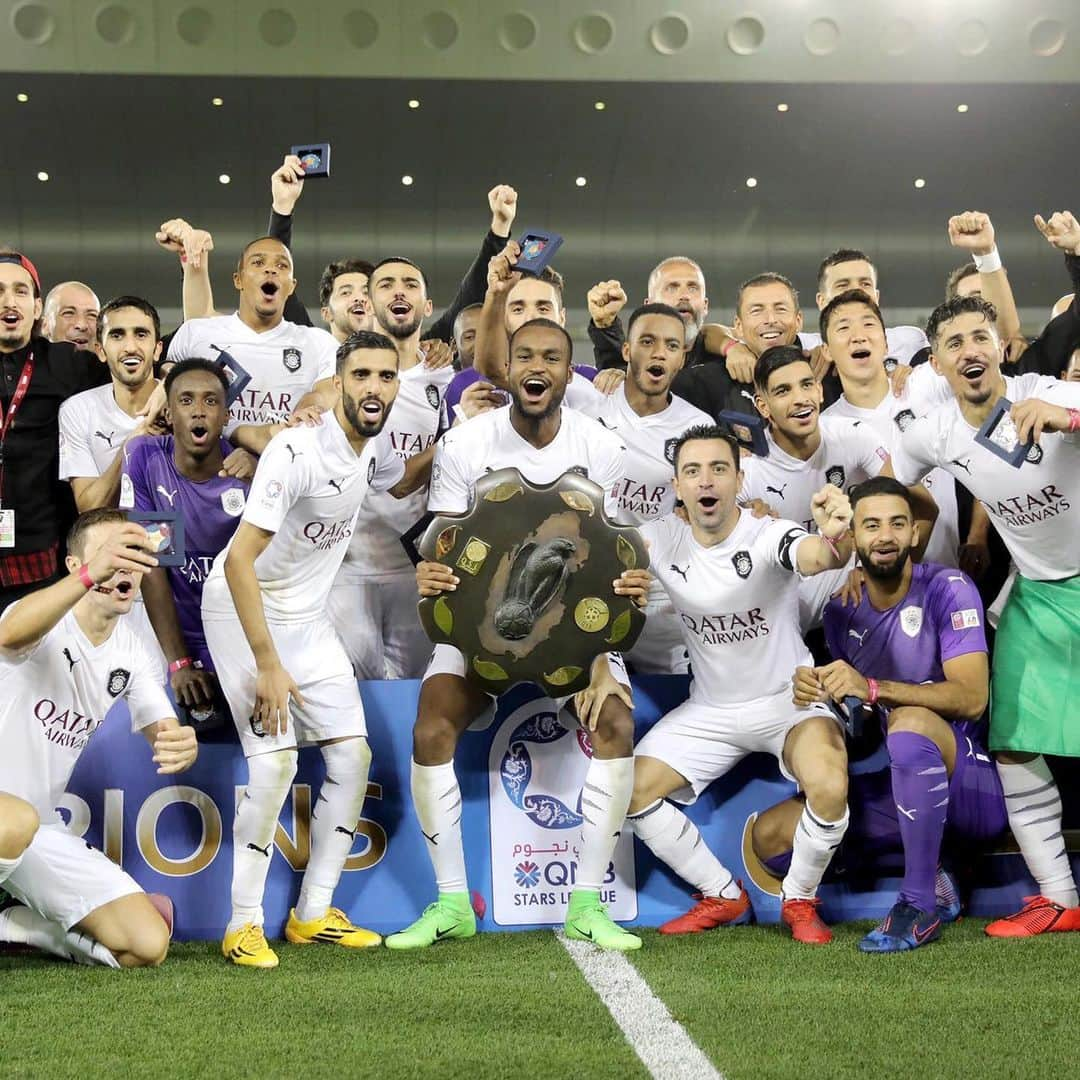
[891,292,1080,938]
[329,257,456,681]
[201,330,433,968]
[166,237,339,429]
[752,477,1005,953]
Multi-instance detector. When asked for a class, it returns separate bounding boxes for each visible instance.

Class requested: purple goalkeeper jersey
[122,435,248,668]
[823,561,987,687]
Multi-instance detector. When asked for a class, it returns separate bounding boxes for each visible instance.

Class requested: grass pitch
[2,920,1078,1079]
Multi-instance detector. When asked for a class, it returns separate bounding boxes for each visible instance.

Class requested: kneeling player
[387,318,649,952]
[628,424,856,944]
[752,477,1006,952]
[0,510,198,968]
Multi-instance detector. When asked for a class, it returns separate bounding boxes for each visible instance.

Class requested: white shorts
[4,823,142,930]
[203,600,366,758]
[634,689,837,803]
[423,644,629,711]
[327,572,430,680]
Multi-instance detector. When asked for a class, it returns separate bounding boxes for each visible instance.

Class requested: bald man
[42,282,100,352]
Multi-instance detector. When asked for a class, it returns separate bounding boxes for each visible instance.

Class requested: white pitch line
[558,933,724,1080]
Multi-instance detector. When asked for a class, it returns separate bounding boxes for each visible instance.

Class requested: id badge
[0,508,13,547]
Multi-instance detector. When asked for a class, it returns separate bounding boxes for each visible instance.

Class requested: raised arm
[156,218,218,321]
[267,154,314,328]
[473,241,520,387]
[947,211,1023,346]
[795,484,855,575]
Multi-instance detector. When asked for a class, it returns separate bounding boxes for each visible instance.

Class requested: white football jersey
[740,415,889,533]
[202,415,404,624]
[339,362,454,583]
[167,313,336,430]
[891,373,1080,581]
[824,364,959,565]
[58,383,138,480]
[575,385,713,525]
[641,511,814,706]
[0,610,172,822]
[800,324,929,366]
[430,406,626,517]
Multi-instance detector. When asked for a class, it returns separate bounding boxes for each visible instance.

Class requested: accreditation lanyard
[0,352,35,508]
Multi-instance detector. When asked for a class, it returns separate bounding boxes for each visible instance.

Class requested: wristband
[1068,408,1080,433]
[168,657,193,675]
[972,246,1002,274]
[822,534,841,561]
[720,337,738,358]
[77,564,94,590]
[866,677,880,705]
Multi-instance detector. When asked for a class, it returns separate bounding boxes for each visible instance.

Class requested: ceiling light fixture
[594,101,606,110]
[408,98,420,109]
[956,103,969,113]
[745,177,758,188]
[211,96,224,107]
[776,102,788,112]
[16,92,29,103]
[575,176,588,187]
[218,173,231,184]
[36,171,49,182]
[914,177,926,189]
[402,174,414,186]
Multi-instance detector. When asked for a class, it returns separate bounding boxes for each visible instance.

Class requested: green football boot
[564,889,642,951]
[384,892,477,950]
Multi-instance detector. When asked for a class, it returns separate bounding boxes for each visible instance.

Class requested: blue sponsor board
[66,677,1056,940]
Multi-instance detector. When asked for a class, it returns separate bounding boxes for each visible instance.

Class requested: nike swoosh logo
[913,918,940,944]
[434,924,460,940]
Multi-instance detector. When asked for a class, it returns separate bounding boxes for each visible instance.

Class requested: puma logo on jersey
[156,484,178,506]
[62,647,79,672]
[285,443,302,462]
[94,430,116,447]
[896,804,917,821]
[246,841,271,857]
[765,484,788,499]
[951,457,973,474]
[328,478,344,494]
[848,628,869,645]
[334,824,357,840]
[964,736,991,763]
[669,563,689,582]
[948,574,966,583]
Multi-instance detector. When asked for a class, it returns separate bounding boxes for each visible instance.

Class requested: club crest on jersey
[664,438,678,465]
[1026,442,1044,465]
[825,465,846,489]
[425,384,440,409]
[732,550,753,578]
[883,358,898,374]
[367,458,377,484]
[221,488,246,517]
[106,668,131,698]
[900,605,923,638]
[282,347,302,373]
[249,716,265,738]
[894,409,915,432]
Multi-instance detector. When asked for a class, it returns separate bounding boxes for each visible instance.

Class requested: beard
[858,543,911,582]
[682,312,703,348]
[375,307,422,340]
[342,392,389,438]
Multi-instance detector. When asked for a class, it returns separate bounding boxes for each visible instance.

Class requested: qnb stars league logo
[514,861,541,888]
[500,710,592,829]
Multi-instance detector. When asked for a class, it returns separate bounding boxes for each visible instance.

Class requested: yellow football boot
[285,907,382,948]
[222,923,279,969]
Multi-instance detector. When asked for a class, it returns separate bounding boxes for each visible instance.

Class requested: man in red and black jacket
[0,251,110,611]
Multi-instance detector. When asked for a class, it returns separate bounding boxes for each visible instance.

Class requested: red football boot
[985,896,1080,938]
[781,897,832,944]
[659,886,753,935]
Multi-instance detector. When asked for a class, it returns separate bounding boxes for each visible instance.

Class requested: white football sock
[0,852,23,886]
[782,803,849,901]
[228,749,298,934]
[997,757,1078,907]
[0,907,119,968]
[628,798,741,899]
[295,738,372,922]
[576,756,634,891]
[411,758,467,894]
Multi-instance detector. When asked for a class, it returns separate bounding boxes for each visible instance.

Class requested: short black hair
[736,272,799,315]
[369,256,429,294]
[164,357,229,398]
[817,248,876,294]
[671,422,741,472]
[849,475,915,517]
[67,507,127,560]
[335,329,398,375]
[97,295,161,343]
[508,317,573,359]
[819,288,885,343]
[236,236,291,273]
[754,344,812,393]
[318,258,375,308]
[945,262,980,300]
[626,302,685,339]
[925,295,998,348]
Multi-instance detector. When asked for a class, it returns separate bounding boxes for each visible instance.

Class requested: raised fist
[587,280,627,329]
[271,154,306,216]
[948,211,996,256]
[488,185,519,237]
